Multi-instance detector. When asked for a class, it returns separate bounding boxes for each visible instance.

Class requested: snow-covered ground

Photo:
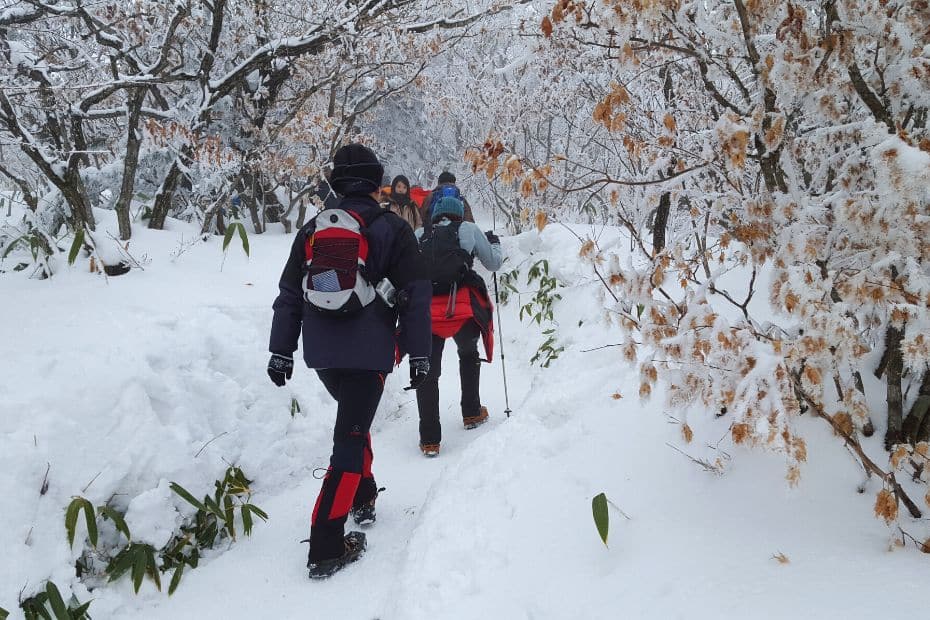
[1,209,926,619]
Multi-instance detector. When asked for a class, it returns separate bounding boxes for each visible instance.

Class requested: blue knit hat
[432,196,465,222]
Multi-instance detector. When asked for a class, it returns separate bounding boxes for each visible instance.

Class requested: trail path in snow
[110,307,528,619]
[5,211,929,620]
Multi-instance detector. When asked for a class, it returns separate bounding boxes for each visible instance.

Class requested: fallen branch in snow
[195,432,229,458]
[81,470,102,494]
[666,442,725,475]
[605,497,632,520]
[897,527,930,553]
[39,463,50,496]
[794,380,923,519]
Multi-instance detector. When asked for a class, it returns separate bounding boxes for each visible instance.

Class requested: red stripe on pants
[327,471,362,521]
[363,433,373,478]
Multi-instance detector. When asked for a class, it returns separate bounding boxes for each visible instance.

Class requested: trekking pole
[493,272,513,418]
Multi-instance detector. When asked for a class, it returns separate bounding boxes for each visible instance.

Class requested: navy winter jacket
[269,195,432,372]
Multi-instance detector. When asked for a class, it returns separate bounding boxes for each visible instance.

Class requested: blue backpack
[426,184,462,220]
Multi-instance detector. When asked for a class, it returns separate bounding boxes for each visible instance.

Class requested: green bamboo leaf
[70,601,91,619]
[168,564,184,596]
[44,582,69,620]
[203,495,225,521]
[592,492,610,547]
[145,547,161,592]
[236,223,250,257]
[98,506,131,541]
[65,498,82,548]
[22,596,52,620]
[290,397,301,417]
[68,228,84,266]
[246,504,268,521]
[1,235,26,259]
[131,546,147,594]
[222,222,236,252]
[80,499,97,547]
[169,482,206,512]
[0,605,8,620]
[106,547,134,581]
[241,504,253,537]
[224,495,236,540]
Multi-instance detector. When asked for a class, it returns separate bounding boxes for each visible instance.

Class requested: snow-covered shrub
[472,0,930,539]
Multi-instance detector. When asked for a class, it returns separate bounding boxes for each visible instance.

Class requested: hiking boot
[307,531,367,580]
[350,499,376,527]
[419,443,440,457]
[463,407,489,430]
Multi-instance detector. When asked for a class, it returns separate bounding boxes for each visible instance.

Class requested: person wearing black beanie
[268,142,431,579]
[329,144,385,197]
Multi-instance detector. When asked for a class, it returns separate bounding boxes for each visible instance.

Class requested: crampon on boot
[351,500,376,526]
[307,531,367,580]
[463,406,489,430]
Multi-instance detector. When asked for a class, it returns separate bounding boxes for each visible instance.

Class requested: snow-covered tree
[469,0,930,528]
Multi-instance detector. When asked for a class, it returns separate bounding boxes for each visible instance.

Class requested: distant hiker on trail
[415,196,502,457]
[419,171,475,234]
[267,143,432,579]
[387,174,422,230]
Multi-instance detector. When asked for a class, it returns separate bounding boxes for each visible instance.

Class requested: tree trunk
[653,191,670,254]
[902,370,930,444]
[297,199,308,229]
[149,157,185,230]
[61,173,96,232]
[885,324,905,449]
[114,90,146,240]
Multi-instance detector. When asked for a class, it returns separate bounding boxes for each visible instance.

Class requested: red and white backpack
[302,208,392,315]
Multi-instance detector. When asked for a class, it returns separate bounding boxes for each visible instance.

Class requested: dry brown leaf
[541,15,553,37]
[535,210,548,232]
[731,423,750,445]
[682,424,693,444]
[579,239,596,258]
[890,445,909,470]
[832,412,854,437]
[874,488,898,524]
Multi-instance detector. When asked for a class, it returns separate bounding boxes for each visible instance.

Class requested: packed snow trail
[2,209,928,619]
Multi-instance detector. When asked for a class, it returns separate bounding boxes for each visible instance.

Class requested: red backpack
[302,208,390,315]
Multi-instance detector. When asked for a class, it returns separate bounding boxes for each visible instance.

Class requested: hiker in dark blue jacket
[267,143,432,579]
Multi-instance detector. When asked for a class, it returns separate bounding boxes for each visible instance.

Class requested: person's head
[431,196,465,223]
[329,143,384,197]
[392,175,410,196]
[437,171,456,185]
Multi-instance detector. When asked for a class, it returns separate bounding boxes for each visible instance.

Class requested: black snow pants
[308,369,383,562]
[415,321,482,445]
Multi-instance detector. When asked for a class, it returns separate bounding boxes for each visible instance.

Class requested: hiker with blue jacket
[415,196,502,456]
[267,143,432,579]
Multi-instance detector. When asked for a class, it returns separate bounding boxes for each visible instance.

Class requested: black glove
[485,230,500,244]
[267,353,293,387]
[406,356,430,391]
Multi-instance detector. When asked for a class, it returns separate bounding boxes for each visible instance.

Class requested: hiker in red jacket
[415,196,502,456]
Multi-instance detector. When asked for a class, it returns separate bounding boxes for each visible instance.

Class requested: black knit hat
[330,144,384,196]
[437,171,456,184]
